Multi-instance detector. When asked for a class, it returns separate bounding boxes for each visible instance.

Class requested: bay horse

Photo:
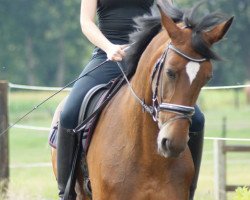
[51,0,233,199]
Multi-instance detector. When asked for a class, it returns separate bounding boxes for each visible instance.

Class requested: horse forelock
[159,0,229,60]
[125,1,230,79]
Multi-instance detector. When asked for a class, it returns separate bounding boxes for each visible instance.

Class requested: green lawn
[3,89,250,199]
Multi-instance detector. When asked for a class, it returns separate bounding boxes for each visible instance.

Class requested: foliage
[0,0,249,86]
[178,0,250,85]
[0,0,92,86]
[233,187,250,200]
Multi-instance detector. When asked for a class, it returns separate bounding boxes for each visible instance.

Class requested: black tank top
[97,0,154,43]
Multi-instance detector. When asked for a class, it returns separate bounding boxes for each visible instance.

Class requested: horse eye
[166,69,176,79]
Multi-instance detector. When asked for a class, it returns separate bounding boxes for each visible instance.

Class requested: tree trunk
[25,36,36,85]
[56,37,66,86]
[245,53,250,79]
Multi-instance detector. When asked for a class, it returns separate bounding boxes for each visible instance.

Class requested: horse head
[153,0,233,158]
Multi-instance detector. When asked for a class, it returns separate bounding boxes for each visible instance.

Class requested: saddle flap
[78,83,110,125]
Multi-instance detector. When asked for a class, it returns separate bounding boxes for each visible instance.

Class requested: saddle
[78,80,118,153]
[49,76,125,152]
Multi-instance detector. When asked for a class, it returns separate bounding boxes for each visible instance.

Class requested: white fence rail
[9,82,250,91]
[9,82,250,142]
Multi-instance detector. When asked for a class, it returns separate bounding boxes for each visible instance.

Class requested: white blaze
[186,61,200,84]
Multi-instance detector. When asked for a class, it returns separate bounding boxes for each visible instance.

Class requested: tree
[179,0,250,85]
[0,0,249,86]
[0,0,93,86]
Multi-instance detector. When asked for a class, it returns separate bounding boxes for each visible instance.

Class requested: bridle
[151,43,208,127]
[117,42,207,127]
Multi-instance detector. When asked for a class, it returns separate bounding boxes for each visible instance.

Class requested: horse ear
[205,17,234,45]
[157,0,182,41]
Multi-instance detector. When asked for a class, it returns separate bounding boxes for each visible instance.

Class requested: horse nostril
[158,136,186,158]
[161,138,169,151]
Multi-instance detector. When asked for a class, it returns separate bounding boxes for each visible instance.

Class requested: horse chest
[96,174,190,200]
[90,156,192,199]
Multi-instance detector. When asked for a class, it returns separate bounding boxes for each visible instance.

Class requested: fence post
[0,81,9,194]
[214,117,227,200]
[214,139,226,200]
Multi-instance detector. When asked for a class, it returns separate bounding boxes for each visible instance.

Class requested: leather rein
[117,43,207,127]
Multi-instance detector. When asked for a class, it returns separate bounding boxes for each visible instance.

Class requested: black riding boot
[188,129,204,200]
[57,123,77,200]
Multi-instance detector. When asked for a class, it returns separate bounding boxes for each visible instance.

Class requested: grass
[3,89,250,199]
[232,187,250,200]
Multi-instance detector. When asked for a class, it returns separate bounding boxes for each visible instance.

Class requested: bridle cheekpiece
[150,43,207,126]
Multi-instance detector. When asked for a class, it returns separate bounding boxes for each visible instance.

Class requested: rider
[56,0,205,199]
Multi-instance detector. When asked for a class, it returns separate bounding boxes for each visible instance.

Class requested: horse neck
[124,87,162,166]
[129,33,167,105]
[123,87,172,169]
[124,35,171,166]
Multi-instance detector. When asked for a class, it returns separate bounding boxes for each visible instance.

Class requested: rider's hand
[105,44,128,61]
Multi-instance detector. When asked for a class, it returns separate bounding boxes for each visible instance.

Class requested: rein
[118,42,207,127]
[0,59,109,137]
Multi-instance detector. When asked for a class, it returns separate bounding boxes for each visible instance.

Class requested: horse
[51,0,233,199]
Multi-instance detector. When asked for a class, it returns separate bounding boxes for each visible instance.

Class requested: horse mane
[125,7,162,79]
[125,1,229,79]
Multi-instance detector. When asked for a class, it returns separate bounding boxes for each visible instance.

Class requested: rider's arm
[80,0,126,61]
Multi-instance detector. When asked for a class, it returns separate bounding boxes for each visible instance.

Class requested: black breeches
[60,53,122,129]
[190,105,205,132]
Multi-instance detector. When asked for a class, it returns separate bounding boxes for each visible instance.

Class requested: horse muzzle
[157,122,189,158]
[158,137,187,158]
